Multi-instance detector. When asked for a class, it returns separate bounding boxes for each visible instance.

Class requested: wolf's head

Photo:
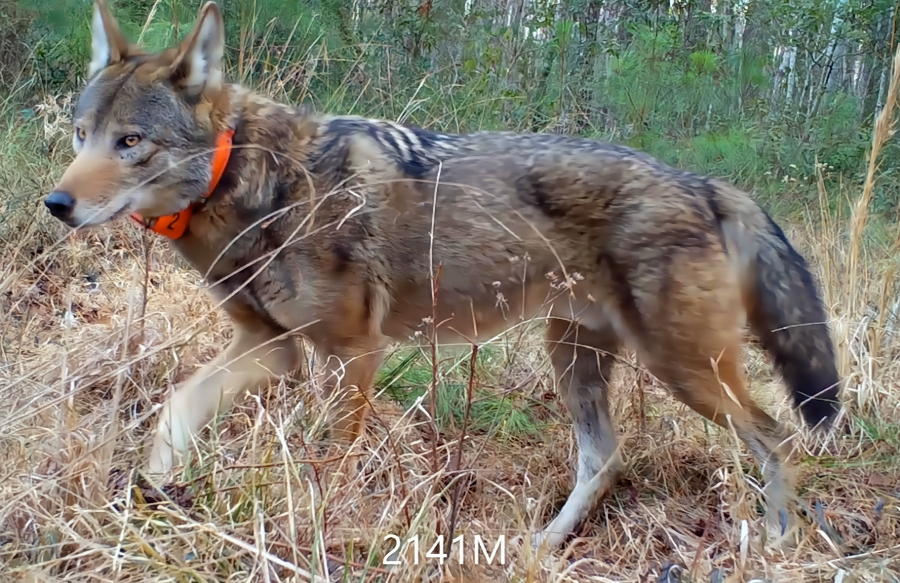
[43,0,229,229]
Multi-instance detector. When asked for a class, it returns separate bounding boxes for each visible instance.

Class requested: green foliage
[12,0,88,89]
[1,0,897,213]
[376,347,547,441]
[812,92,868,175]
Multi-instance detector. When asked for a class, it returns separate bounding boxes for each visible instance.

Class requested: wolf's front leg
[148,323,300,474]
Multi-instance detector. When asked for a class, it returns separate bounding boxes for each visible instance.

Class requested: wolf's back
[713,184,841,427]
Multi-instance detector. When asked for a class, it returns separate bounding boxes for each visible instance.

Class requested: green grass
[376,345,549,441]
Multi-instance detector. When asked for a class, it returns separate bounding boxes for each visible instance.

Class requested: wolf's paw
[531,526,567,553]
[763,508,796,553]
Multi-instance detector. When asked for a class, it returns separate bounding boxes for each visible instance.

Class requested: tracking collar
[130,129,234,239]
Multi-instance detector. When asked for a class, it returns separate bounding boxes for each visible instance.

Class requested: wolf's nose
[44,191,76,219]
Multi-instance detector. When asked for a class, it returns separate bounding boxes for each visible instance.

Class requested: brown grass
[1,44,900,583]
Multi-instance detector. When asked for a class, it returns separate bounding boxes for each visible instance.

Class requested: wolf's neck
[181,86,320,236]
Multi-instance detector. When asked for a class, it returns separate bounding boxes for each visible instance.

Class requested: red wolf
[43,0,841,550]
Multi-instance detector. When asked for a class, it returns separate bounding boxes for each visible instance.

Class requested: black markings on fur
[272,182,292,208]
[764,210,805,264]
[598,253,645,336]
[243,283,267,317]
[332,243,354,274]
[133,150,157,168]
[369,123,458,176]
[703,183,727,252]
[215,268,271,323]
[600,192,616,213]
[516,173,566,218]
[752,210,841,426]
[667,227,713,249]
[310,118,459,178]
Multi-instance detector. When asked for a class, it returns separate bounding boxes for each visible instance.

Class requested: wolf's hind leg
[648,341,796,545]
[634,268,797,547]
[535,317,624,550]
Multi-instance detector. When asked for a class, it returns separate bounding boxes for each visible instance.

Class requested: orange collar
[130,129,235,239]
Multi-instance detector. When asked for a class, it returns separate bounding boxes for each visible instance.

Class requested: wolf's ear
[87,0,129,79]
[167,2,225,96]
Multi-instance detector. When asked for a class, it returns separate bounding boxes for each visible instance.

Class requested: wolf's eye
[75,127,86,141]
[121,135,141,148]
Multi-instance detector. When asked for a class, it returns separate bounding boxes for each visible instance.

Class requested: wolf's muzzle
[44,191,76,220]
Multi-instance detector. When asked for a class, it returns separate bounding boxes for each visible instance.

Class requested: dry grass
[1,42,900,583]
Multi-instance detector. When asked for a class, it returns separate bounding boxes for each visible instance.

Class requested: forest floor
[0,85,899,582]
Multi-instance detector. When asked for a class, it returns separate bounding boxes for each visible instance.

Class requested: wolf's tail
[715,183,841,428]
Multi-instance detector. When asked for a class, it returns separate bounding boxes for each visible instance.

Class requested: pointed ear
[87,0,129,79]
[167,2,225,96]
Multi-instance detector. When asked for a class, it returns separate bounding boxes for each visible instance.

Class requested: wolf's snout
[44,191,76,220]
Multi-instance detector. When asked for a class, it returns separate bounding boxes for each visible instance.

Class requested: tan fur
[45,0,841,551]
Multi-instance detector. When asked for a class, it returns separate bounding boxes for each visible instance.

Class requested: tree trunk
[786,43,798,105]
[875,58,889,114]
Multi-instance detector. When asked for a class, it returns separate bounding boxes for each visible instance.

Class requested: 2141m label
[382,534,507,566]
